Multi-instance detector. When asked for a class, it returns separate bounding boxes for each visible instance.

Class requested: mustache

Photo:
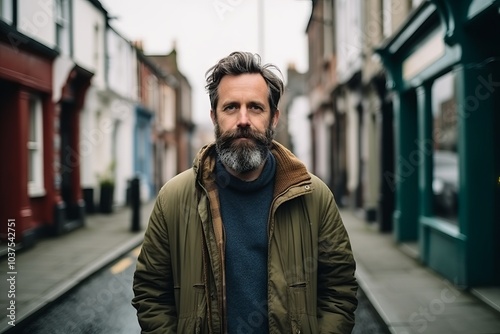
[218,127,269,143]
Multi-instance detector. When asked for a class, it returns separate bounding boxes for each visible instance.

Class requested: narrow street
[11,247,388,334]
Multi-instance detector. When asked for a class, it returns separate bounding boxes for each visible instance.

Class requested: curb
[355,265,394,332]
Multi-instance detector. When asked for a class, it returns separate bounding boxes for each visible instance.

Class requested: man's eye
[224,105,237,111]
[250,105,263,111]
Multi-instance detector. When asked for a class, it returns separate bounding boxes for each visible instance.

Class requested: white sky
[100,0,311,126]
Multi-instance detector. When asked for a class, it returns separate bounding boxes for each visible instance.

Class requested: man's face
[211,73,280,173]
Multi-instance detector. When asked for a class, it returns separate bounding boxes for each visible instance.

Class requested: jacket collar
[193,140,311,196]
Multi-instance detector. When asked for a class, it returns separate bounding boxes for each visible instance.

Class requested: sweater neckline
[215,152,276,192]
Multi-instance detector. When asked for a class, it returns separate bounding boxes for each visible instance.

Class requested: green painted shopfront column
[456,63,499,286]
[392,90,419,241]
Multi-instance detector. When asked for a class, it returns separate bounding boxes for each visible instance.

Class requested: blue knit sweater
[215,153,276,334]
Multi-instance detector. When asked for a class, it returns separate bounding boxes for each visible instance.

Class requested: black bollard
[131,176,141,232]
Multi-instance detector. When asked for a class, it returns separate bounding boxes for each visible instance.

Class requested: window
[28,96,45,197]
[0,0,14,24]
[55,0,70,55]
[431,72,458,222]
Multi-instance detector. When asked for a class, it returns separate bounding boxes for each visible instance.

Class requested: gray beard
[214,125,274,174]
[217,142,268,173]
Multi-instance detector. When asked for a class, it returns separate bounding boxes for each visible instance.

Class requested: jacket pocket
[288,281,307,313]
[176,283,209,333]
[193,283,208,332]
[287,282,318,333]
[194,287,208,333]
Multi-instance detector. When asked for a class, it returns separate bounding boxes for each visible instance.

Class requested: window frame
[28,95,46,197]
[55,0,70,55]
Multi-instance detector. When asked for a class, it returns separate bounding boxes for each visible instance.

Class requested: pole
[131,176,141,232]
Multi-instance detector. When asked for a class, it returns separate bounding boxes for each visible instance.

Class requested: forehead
[218,74,269,103]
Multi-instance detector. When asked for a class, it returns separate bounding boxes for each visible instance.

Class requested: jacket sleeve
[132,196,178,333]
[316,185,358,333]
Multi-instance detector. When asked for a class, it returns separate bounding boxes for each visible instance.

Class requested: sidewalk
[340,209,500,334]
[0,200,155,333]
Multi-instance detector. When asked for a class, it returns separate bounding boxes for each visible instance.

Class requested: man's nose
[237,107,250,127]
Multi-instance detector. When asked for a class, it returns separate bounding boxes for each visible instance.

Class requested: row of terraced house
[286,0,499,301]
[0,0,194,250]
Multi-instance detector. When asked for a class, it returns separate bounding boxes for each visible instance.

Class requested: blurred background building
[0,0,193,249]
[305,0,499,302]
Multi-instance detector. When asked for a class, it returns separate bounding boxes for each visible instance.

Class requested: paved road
[10,248,141,334]
[11,248,389,334]
[353,288,390,334]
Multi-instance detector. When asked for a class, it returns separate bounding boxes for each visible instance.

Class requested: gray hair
[205,51,284,117]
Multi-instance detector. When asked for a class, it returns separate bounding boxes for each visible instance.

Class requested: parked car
[432,150,459,219]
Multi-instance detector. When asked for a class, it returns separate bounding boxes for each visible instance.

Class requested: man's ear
[210,109,216,125]
[272,109,280,128]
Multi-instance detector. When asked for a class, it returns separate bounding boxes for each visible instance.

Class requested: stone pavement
[0,200,155,333]
[340,209,500,334]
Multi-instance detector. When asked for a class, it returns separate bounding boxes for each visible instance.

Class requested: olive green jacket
[132,141,358,333]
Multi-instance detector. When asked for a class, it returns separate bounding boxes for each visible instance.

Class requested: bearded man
[132,51,358,334]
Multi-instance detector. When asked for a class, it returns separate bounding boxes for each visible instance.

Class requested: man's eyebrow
[248,101,266,107]
[221,101,239,106]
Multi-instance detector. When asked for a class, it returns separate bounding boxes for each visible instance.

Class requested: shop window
[28,96,45,197]
[0,0,14,24]
[431,72,458,222]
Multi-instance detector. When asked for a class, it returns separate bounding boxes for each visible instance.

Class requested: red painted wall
[0,40,54,242]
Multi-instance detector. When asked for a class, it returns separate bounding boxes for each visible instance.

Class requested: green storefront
[377,0,500,288]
